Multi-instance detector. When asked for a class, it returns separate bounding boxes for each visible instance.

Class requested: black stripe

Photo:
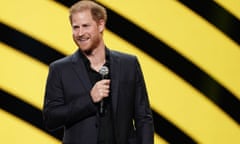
[152,110,197,143]
[0,89,63,140]
[179,0,240,45]
[0,23,64,65]
[54,0,77,7]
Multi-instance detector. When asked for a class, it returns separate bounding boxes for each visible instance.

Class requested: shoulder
[109,50,142,72]
[49,50,81,67]
[110,49,137,61]
[50,56,70,66]
[49,54,73,69]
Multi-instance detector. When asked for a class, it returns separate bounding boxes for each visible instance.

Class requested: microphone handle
[100,100,104,115]
[99,74,106,115]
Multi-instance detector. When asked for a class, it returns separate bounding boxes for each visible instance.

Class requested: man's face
[71,10,104,53]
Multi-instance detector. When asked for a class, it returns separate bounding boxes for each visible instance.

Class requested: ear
[98,19,105,33]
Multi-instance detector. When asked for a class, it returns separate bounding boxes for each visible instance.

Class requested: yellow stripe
[0,109,60,144]
[97,0,240,100]
[0,43,47,109]
[215,0,240,20]
[154,134,168,144]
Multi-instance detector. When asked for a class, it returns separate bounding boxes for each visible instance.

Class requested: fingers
[99,80,110,97]
[90,80,110,103]
[101,79,110,86]
[99,88,109,98]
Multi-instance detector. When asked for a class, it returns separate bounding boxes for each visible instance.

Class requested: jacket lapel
[71,50,92,91]
[109,50,120,117]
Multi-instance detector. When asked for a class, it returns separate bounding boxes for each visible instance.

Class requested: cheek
[72,34,76,40]
[72,30,77,36]
[72,34,78,43]
[72,32,78,39]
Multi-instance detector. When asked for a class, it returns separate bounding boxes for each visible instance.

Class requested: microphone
[98,65,109,115]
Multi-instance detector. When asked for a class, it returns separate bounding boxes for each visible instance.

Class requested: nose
[73,27,84,37]
[77,28,84,36]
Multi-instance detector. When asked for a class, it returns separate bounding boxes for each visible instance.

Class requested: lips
[78,37,89,42]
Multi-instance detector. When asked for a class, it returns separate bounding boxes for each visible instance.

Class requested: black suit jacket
[43,49,154,144]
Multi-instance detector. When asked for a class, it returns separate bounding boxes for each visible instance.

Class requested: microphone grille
[99,66,109,76]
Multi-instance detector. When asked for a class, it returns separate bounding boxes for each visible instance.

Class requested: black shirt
[79,49,115,144]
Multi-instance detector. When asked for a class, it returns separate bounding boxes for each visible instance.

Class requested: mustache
[75,34,89,40]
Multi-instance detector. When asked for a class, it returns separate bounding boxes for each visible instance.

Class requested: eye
[83,24,90,27]
[72,25,79,30]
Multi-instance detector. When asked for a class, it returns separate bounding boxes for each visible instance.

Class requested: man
[43,0,154,144]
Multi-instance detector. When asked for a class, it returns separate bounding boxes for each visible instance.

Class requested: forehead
[71,10,94,24]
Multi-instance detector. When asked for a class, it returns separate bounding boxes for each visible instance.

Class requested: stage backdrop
[1,0,240,143]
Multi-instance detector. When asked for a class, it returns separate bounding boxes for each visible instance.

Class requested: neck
[84,46,106,72]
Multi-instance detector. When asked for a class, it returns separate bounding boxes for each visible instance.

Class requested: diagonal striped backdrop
[1,0,240,143]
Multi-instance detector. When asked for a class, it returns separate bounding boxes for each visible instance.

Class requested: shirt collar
[78,48,110,69]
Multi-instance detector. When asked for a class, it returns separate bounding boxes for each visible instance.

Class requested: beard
[74,34,101,56]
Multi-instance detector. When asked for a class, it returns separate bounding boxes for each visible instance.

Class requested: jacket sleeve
[42,63,97,130]
[134,58,154,144]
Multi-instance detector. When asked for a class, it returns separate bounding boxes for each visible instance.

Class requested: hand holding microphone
[90,66,110,114]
